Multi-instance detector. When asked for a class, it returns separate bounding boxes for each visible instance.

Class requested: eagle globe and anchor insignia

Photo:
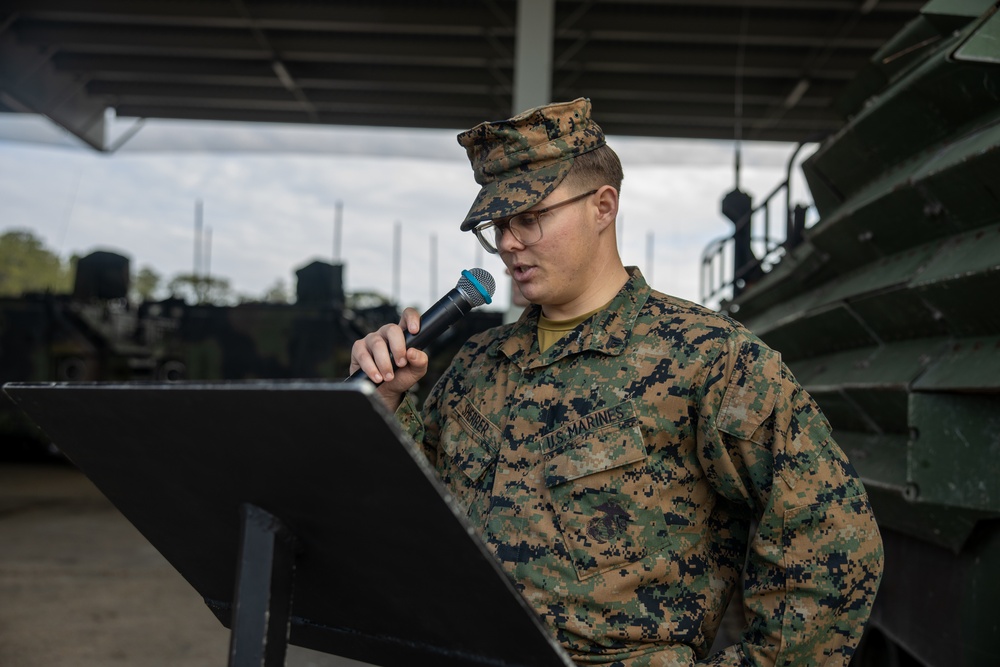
[586,501,633,544]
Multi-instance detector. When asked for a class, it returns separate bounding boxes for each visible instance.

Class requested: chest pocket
[438,397,500,524]
[543,405,672,581]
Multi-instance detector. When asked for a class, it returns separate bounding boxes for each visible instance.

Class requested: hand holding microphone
[347,269,496,401]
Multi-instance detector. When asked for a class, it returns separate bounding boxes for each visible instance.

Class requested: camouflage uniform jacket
[396,269,883,666]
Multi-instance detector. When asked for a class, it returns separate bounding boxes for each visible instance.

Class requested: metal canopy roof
[0,0,924,151]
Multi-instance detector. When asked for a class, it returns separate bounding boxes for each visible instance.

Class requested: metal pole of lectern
[228,503,299,667]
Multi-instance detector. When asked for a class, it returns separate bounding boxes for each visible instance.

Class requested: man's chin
[514,279,540,301]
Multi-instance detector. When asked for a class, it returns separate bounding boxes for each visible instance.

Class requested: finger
[351,336,387,383]
[405,347,429,373]
[381,322,409,372]
[348,339,365,375]
[384,347,428,392]
[370,330,400,382]
[400,307,422,336]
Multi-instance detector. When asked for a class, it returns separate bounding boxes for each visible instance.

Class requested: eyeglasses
[472,190,598,254]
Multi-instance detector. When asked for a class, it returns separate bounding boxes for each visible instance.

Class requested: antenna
[333,200,343,262]
[204,226,212,281]
[194,199,203,277]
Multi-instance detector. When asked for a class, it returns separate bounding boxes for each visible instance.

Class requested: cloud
[0,116,805,314]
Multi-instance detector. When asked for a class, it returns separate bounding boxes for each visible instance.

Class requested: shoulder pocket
[716,339,781,444]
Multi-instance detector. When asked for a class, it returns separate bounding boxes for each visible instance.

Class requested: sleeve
[694,331,884,667]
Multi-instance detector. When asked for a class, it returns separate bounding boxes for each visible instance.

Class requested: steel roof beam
[0,29,108,149]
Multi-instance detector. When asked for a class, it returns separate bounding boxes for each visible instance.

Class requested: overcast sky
[0,113,816,314]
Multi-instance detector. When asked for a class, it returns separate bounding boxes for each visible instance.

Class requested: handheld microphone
[346,268,496,385]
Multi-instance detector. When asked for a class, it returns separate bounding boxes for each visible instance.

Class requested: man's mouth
[510,263,536,281]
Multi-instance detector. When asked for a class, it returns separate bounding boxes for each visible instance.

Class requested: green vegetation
[0,228,392,307]
[261,278,290,304]
[132,265,161,301]
[167,273,235,305]
[0,229,73,296]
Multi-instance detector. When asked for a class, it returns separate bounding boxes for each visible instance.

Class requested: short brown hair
[564,144,623,194]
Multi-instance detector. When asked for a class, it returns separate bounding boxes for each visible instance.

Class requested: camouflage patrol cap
[457,98,606,231]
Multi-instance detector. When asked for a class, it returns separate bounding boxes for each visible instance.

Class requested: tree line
[0,229,291,305]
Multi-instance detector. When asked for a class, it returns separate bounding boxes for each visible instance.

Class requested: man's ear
[594,185,619,232]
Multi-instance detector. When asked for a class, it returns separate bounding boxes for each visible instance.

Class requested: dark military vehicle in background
[0,250,500,455]
[703,1,999,665]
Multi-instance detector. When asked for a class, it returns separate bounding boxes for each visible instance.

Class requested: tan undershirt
[537,301,612,352]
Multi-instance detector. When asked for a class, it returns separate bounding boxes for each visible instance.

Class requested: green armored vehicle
[0,252,369,385]
[703,1,1000,665]
[1,250,500,455]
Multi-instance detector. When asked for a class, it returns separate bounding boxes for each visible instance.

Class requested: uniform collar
[492,267,651,369]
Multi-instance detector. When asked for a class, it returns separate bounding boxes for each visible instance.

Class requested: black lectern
[3,381,572,667]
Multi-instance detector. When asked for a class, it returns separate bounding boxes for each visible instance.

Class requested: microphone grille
[457,268,496,307]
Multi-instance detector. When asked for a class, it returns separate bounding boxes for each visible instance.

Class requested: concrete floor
[1,460,746,666]
[0,462,371,667]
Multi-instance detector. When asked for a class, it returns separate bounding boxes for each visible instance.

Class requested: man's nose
[498,225,525,253]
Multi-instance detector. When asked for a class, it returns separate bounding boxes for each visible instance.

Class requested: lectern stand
[3,380,572,667]
[229,503,299,666]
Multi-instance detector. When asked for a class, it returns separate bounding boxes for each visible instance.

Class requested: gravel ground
[0,462,370,667]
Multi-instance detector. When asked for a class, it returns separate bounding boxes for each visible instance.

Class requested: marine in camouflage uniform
[351,98,883,666]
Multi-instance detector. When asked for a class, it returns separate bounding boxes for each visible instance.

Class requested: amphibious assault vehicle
[703,1,1000,665]
[1,250,500,454]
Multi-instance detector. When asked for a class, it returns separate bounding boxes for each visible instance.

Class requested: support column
[513,0,555,114]
[507,0,556,321]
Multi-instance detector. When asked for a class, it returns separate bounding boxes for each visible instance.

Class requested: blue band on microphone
[462,269,492,305]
